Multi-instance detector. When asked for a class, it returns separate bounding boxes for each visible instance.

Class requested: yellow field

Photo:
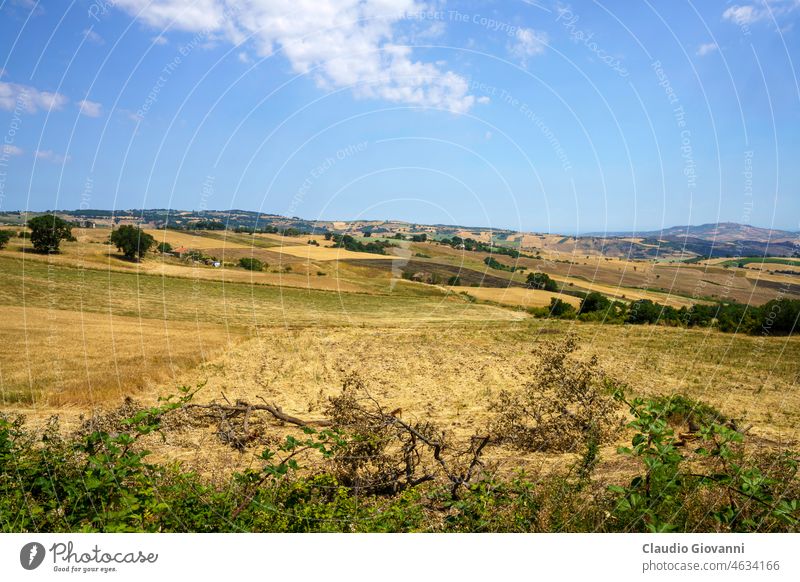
[268,244,393,261]
[454,286,582,308]
[0,306,243,406]
[142,229,253,249]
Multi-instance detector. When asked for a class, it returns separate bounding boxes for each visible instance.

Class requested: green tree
[580,291,611,314]
[156,241,173,254]
[526,271,558,291]
[548,297,575,318]
[239,257,264,271]
[110,225,155,260]
[27,214,74,253]
[0,230,12,249]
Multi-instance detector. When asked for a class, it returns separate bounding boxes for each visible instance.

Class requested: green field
[720,257,800,267]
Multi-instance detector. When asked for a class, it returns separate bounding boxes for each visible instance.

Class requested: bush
[491,334,623,453]
[110,225,156,260]
[238,257,264,271]
[526,271,558,291]
[580,291,611,314]
[609,389,799,532]
[27,215,74,253]
[0,230,12,249]
[548,297,575,318]
[156,241,173,254]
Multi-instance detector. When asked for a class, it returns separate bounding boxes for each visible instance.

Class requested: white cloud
[723,5,760,24]
[237,51,251,63]
[476,95,490,105]
[723,1,800,25]
[151,35,169,45]
[77,99,103,117]
[2,144,24,156]
[696,42,718,56]
[113,0,476,113]
[0,81,68,113]
[509,27,549,66]
[35,150,71,164]
[82,28,105,44]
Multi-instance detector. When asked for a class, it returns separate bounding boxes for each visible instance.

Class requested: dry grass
[454,286,582,308]
[0,306,244,406]
[267,244,392,261]
[118,319,800,475]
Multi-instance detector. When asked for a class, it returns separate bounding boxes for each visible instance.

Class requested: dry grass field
[454,286,582,308]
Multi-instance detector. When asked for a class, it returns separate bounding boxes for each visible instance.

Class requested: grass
[0,306,240,406]
[0,253,522,406]
[719,257,800,267]
[454,286,581,308]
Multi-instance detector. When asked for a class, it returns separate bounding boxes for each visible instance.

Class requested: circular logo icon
[20,542,46,570]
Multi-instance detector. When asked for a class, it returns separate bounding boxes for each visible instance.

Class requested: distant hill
[591,222,797,243]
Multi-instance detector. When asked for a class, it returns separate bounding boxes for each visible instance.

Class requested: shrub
[0,230,12,249]
[548,297,575,318]
[156,241,173,254]
[526,271,558,291]
[491,334,623,453]
[239,257,264,271]
[580,291,611,314]
[609,389,799,532]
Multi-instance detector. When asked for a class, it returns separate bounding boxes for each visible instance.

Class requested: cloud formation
[2,144,24,156]
[35,150,71,164]
[723,0,800,25]
[696,42,718,56]
[509,27,549,66]
[0,81,68,113]
[113,0,476,113]
[78,99,103,117]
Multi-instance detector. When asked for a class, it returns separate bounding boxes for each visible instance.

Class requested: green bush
[526,271,558,291]
[238,257,264,271]
[0,230,12,249]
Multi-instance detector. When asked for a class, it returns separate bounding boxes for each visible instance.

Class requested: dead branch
[185,401,332,428]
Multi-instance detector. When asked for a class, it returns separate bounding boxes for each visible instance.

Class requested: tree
[238,257,264,271]
[526,271,558,291]
[580,291,611,314]
[27,215,74,253]
[110,225,155,260]
[156,241,173,254]
[548,297,575,318]
[0,230,12,249]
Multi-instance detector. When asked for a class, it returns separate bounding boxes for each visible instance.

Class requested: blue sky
[0,0,798,233]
